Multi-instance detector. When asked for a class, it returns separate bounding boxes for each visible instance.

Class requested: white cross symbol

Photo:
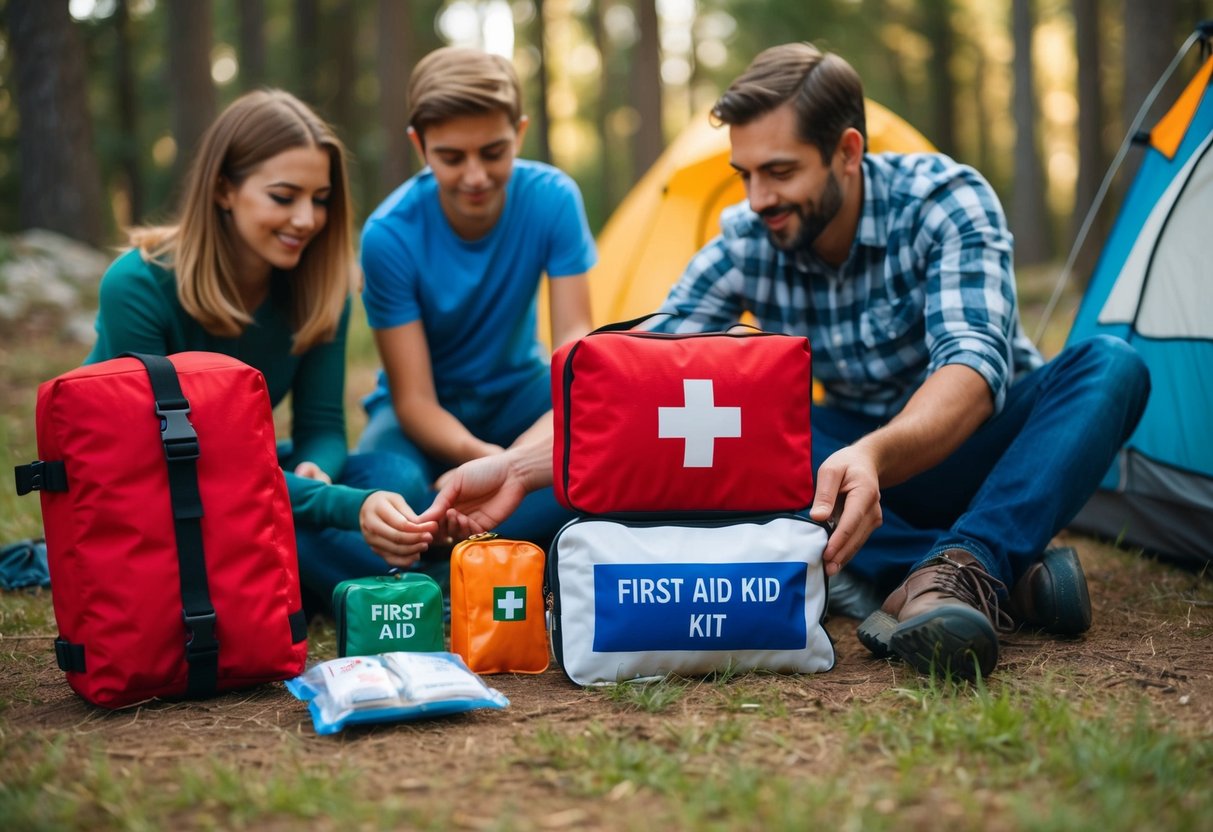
[657,379,742,468]
[497,590,525,620]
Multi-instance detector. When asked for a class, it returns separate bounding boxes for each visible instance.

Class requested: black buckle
[156,402,200,461]
[54,637,86,673]
[14,460,68,495]
[183,609,218,663]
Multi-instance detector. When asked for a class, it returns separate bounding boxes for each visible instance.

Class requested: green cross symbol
[494,586,526,621]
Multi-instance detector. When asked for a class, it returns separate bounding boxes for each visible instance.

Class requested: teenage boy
[421,43,1151,680]
[357,47,596,545]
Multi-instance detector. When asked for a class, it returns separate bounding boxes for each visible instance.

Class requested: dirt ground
[3,531,1211,829]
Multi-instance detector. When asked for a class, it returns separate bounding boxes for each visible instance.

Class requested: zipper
[545,517,581,670]
[560,341,580,511]
[333,585,347,655]
[545,591,557,666]
[569,512,830,533]
[592,329,784,340]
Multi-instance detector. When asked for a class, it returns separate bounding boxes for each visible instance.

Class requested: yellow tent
[541,99,935,337]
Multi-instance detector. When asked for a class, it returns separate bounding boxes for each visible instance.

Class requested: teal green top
[86,248,372,530]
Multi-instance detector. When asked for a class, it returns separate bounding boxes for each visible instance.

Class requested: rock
[0,229,108,343]
[8,229,111,288]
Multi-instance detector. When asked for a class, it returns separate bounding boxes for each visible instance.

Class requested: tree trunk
[532,0,553,164]
[114,0,144,226]
[1011,0,1052,265]
[413,0,445,59]
[166,0,217,180]
[1119,0,1179,187]
[922,0,957,158]
[971,45,996,183]
[1071,0,1105,278]
[6,0,105,246]
[1121,0,1179,133]
[377,0,416,196]
[294,0,320,107]
[869,0,911,117]
[325,0,359,135]
[630,0,663,180]
[238,0,266,91]
[590,0,614,219]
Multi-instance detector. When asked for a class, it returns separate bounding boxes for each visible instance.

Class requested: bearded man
[424,43,1152,680]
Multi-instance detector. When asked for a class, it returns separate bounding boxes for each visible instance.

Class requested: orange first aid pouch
[450,534,549,674]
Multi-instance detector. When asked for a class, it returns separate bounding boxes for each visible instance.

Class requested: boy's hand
[420,454,528,540]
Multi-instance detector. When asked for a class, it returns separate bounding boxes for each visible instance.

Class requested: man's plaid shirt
[651,153,1044,420]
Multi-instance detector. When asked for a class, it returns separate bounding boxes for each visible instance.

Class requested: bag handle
[590,312,764,336]
[124,352,219,699]
[590,312,672,334]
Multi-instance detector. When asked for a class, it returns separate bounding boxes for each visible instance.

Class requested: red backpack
[15,352,307,708]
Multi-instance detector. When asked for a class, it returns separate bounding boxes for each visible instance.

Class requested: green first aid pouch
[332,573,445,657]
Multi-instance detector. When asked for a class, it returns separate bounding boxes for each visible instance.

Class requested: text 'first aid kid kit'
[548,514,835,685]
[552,319,813,517]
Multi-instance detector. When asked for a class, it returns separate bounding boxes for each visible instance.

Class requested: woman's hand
[294,461,332,485]
[359,491,438,568]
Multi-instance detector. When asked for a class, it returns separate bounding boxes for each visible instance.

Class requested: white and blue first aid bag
[547,515,836,685]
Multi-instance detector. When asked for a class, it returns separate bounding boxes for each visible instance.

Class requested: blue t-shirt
[361,159,597,409]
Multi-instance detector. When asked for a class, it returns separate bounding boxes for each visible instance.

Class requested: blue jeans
[815,336,1150,593]
[292,450,429,614]
[356,368,574,549]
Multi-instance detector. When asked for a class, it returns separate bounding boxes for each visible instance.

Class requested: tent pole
[1031,27,1206,347]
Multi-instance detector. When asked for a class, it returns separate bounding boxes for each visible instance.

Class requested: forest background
[1,0,1209,274]
[3,5,1213,830]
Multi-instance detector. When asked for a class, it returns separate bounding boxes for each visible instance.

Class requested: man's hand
[359,491,437,568]
[807,365,991,572]
[809,444,883,575]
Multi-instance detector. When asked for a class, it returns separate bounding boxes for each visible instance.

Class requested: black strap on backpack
[126,352,219,699]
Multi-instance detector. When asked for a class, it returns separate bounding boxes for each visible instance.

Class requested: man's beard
[760,171,843,252]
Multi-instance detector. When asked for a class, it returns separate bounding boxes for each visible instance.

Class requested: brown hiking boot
[1007,546,1092,635]
[857,549,1013,679]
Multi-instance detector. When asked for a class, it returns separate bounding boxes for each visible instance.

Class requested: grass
[850,680,1213,831]
[3,272,1213,830]
[597,677,692,712]
[5,673,1210,832]
[0,734,452,832]
[514,679,1213,832]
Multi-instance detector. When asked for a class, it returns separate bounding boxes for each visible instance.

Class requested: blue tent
[1068,23,1213,565]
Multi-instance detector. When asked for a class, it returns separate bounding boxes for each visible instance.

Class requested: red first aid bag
[552,319,814,516]
[14,352,307,708]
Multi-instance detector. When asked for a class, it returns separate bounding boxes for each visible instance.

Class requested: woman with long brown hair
[88,89,433,612]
